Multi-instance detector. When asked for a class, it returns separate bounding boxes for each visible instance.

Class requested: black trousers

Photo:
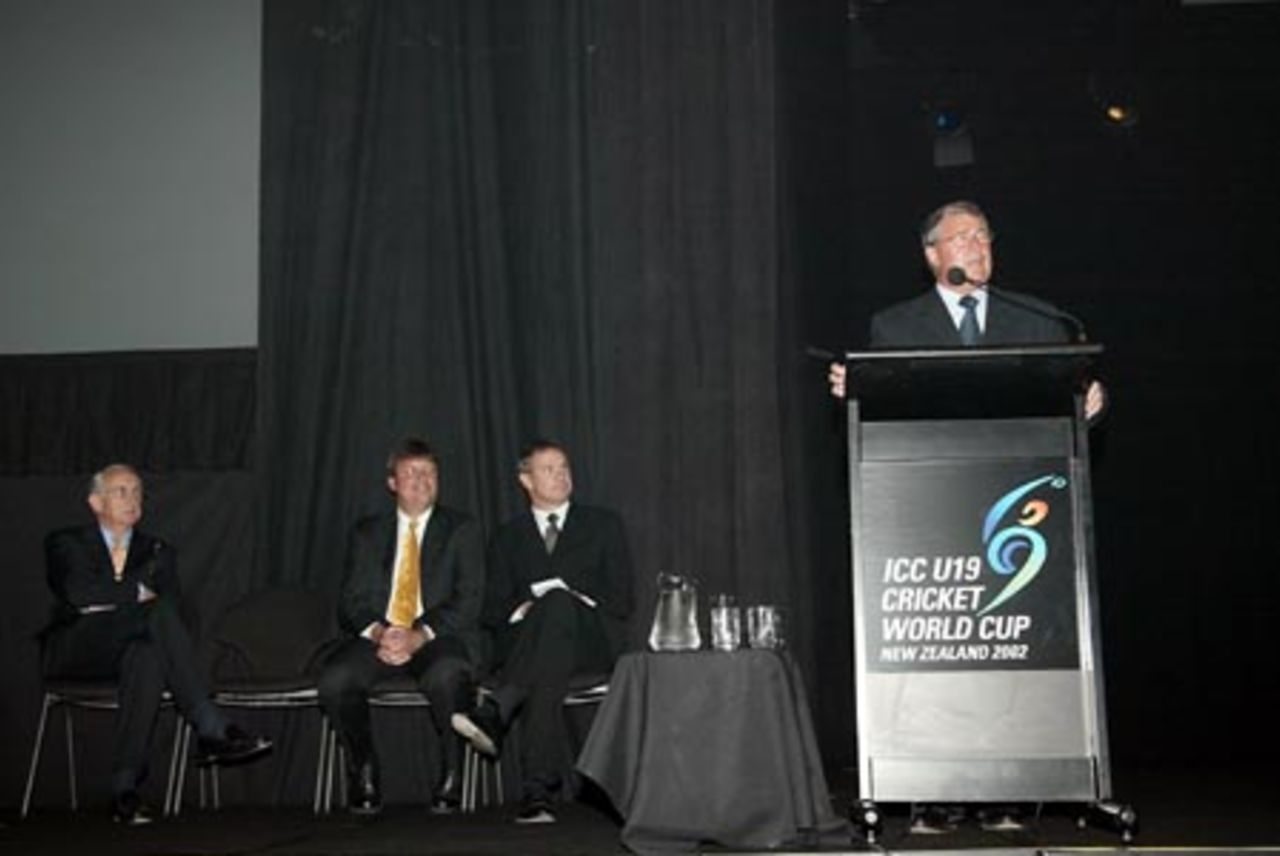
[490,589,615,795]
[42,599,214,793]
[318,634,472,781]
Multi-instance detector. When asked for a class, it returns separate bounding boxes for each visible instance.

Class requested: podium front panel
[849,417,1107,803]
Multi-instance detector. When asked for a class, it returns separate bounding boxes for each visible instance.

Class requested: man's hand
[376,624,429,666]
[508,600,534,624]
[1085,379,1106,421]
[828,362,847,398]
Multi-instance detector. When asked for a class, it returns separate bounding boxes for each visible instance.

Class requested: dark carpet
[3,762,1277,855]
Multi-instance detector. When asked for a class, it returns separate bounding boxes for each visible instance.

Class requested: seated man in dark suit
[827,198,1105,420]
[452,439,635,824]
[318,437,484,815]
[42,464,272,826]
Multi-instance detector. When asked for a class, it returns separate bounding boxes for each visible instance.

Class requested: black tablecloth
[576,649,847,853]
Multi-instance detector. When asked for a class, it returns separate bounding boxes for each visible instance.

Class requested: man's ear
[924,244,940,275]
[87,492,104,516]
[517,471,533,494]
[386,474,397,494]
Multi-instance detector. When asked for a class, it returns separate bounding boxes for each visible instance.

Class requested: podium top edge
[844,343,1103,361]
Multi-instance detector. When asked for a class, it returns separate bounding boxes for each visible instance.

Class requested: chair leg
[312,714,330,815]
[20,693,55,819]
[163,718,189,816]
[461,743,475,812]
[174,720,193,815]
[63,706,78,812]
[321,727,340,813]
[460,742,502,812]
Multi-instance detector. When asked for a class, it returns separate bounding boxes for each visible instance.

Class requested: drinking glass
[746,604,784,650]
[709,594,741,652]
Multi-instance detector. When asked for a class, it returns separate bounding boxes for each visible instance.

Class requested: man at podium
[828,199,1104,420]
[827,200,1105,833]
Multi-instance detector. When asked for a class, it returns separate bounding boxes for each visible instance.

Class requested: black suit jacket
[44,524,179,621]
[869,287,1072,348]
[337,504,485,664]
[484,503,635,661]
[42,524,180,675]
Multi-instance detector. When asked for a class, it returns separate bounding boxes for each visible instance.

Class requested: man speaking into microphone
[828,199,1104,420]
[827,202,1105,833]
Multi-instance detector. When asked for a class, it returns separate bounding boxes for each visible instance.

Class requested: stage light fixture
[925,103,974,169]
[1103,101,1139,127]
[931,107,966,133]
[1089,71,1140,130]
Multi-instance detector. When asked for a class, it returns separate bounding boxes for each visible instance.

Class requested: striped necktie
[958,294,980,346]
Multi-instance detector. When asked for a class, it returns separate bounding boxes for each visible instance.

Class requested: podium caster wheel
[851,799,882,844]
[1085,800,1138,842]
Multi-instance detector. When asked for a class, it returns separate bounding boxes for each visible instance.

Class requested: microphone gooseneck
[944,266,1087,342]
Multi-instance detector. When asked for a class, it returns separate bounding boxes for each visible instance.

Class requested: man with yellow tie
[319,438,485,815]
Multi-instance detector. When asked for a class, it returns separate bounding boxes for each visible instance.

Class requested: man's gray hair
[920,200,989,247]
[89,463,140,495]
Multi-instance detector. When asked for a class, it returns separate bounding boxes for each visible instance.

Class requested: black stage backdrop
[258,0,818,707]
[4,0,1280,813]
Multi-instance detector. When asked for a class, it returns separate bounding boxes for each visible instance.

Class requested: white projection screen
[0,0,260,355]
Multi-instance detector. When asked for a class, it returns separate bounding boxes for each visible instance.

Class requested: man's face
[518,448,573,510]
[387,456,438,516]
[924,211,994,290]
[88,468,144,531]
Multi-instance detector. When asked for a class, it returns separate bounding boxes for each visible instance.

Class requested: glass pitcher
[648,573,701,652]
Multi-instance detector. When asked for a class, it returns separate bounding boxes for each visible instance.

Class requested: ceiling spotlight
[1089,71,1140,130]
[1103,102,1139,128]
[930,106,967,134]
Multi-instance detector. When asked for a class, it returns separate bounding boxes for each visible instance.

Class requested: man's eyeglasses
[931,228,995,248]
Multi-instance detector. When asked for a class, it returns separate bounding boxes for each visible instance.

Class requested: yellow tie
[388,519,421,628]
[110,537,127,582]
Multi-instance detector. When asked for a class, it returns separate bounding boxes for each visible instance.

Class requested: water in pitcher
[648,573,701,652]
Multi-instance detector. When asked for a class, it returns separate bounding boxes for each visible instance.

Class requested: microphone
[945,266,1088,343]
[804,345,837,361]
[945,266,971,288]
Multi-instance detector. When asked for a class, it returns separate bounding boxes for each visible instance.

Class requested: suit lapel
[418,509,451,608]
[85,526,115,580]
[519,513,552,580]
[379,515,397,579]
[983,298,1018,344]
[917,292,964,345]
[554,506,583,552]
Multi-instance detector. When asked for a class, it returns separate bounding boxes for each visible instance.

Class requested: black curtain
[259,0,844,753]
[0,349,255,476]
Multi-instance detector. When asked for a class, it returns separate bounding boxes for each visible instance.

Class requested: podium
[843,344,1134,840]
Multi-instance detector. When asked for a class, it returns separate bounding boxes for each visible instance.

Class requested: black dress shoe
[430,767,462,815]
[195,724,273,767]
[348,759,382,816]
[451,700,505,758]
[111,791,153,826]
[515,797,556,824]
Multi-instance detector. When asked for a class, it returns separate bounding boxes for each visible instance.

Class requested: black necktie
[958,295,980,346]
[544,513,560,555]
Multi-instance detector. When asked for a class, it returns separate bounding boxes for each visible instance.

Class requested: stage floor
[3,762,1277,855]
